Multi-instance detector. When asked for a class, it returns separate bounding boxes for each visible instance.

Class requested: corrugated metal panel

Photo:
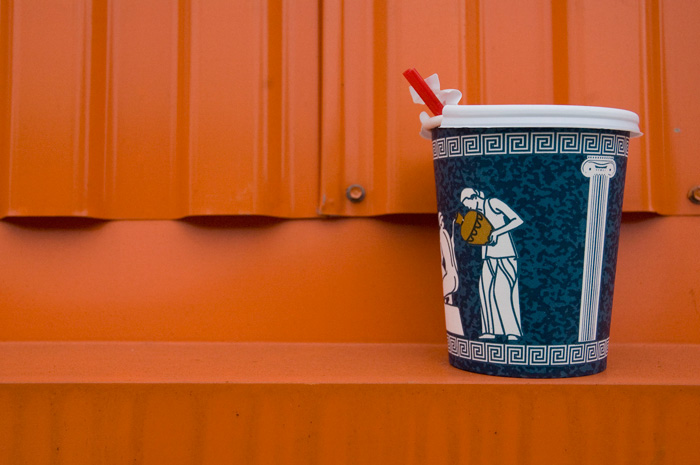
[319,0,699,216]
[0,0,320,219]
[655,0,700,214]
[2,1,698,218]
[0,383,694,464]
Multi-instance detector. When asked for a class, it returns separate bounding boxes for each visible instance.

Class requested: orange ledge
[1,341,700,385]
[1,343,699,464]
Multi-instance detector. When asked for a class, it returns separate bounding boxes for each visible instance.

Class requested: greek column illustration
[459,188,525,342]
[579,157,616,342]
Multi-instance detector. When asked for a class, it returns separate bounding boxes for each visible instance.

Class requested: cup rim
[439,104,642,137]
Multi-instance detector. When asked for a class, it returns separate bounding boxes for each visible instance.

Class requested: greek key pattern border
[433,132,629,159]
[447,334,609,366]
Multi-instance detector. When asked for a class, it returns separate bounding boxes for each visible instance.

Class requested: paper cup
[432,105,641,378]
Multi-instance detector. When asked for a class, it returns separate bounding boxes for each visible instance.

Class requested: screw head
[346,184,366,203]
[689,186,700,205]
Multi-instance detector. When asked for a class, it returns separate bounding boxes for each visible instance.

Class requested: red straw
[402,68,444,116]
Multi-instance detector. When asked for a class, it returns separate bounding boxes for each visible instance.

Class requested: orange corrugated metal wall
[0,0,320,218]
[1,0,699,218]
[2,2,700,464]
[320,0,699,216]
[0,0,698,344]
[0,215,698,343]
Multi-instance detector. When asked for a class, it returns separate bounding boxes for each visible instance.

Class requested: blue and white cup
[431,105,641,378]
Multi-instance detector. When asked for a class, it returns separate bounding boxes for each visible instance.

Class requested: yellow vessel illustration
[456,210,494,245]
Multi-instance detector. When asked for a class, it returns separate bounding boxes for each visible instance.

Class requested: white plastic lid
[439,104,642,137]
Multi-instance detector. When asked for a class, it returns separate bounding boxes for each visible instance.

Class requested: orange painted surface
[2,0,700,218]
[3,382,699,464]
[655,0,700,214]
[319,0,700,216]
[1,1,700,462]
[3,342,700,385]
[1,343,700,464]
[0,214,698,343]
[0,0,320,218]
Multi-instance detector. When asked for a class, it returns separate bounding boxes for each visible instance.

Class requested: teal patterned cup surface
[432,105,641,378]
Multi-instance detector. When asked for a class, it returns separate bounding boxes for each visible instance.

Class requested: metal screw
[688,186,700,205]
[346,184,366,203]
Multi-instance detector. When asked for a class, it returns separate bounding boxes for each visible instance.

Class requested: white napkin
[408,74,462,106]
[408,74,461,139]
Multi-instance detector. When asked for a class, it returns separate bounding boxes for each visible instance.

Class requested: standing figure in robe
[460,188,524,342]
